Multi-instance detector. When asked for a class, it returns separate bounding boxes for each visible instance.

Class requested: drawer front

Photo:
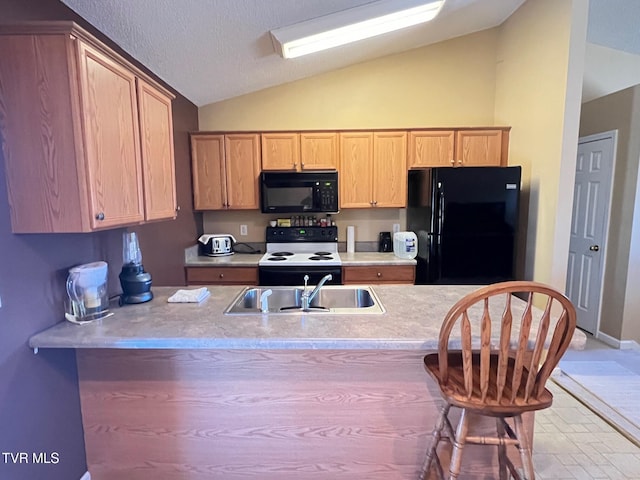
[342,265,415,284]
[186,267,258,285]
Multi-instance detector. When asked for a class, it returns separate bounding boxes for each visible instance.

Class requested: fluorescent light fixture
[270,0,445,59]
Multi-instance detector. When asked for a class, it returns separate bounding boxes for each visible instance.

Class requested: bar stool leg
[419,403,450,480]
[513,414,535,480]
[496,417,509,480]
[448,408,470,480]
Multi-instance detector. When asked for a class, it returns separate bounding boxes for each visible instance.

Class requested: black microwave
[260,171,339,213]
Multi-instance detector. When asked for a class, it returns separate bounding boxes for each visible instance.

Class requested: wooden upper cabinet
[0,22,176,233]
[373,132,407,207]
[300,132,338,170]
[261,133,300,171]
[455,129,505,166]
[191,135,226,210]
[191,133,260,210]
[339,131,407,209]
[339,132,374,209]
[408,130,455,168]
[137,78,177,221]
[224,134,260,209]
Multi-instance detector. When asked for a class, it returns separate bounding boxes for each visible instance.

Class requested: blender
[119,232,153,305]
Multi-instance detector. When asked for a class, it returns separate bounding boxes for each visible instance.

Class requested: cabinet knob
[373,201,378,206]
[95,212,105,221]
[219,273,224,278]
[370,201,374,205]
[301,162,305,168]
[450,159,455,165]
[175,205,181,212]
[457,160,462,165]
[377,272,382,277]
[292,163,297,169]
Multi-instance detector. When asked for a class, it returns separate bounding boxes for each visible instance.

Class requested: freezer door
[436,166,521,236]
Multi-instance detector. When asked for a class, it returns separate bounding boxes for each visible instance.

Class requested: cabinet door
[225,134,260,209]
[137,79,176,221]
[261,133,300,170]
[190,134,226,210]
[373,132,407,207]
[300,132,338,170]
[408,130,455,168]
[339,132,374,208]
[78,41,144,229]
[455,130,504,166]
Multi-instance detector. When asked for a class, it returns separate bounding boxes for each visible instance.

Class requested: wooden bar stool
[419,281,577,480]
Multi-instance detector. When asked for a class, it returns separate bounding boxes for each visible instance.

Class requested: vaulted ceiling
[59,0,640,107]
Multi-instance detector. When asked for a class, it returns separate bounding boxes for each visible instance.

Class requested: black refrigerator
[407,166,521,284]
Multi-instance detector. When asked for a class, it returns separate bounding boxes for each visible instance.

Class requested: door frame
[569,130,617,338]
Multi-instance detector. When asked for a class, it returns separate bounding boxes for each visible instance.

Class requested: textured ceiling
[60,0,525,106]
[59,0,640,107]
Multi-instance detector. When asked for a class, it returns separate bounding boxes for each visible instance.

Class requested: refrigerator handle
[436,182,445,239]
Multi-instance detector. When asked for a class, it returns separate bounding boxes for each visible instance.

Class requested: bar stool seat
[418,281,577,480]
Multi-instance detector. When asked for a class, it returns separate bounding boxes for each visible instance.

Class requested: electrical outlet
[240,224,248,236]
[393,223,400,234]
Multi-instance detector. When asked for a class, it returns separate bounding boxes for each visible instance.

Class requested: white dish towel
[167,287,211,303]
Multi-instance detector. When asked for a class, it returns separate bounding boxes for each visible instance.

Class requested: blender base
[119,291,153,305]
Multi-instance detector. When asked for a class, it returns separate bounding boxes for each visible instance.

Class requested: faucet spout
[300,274,332,310]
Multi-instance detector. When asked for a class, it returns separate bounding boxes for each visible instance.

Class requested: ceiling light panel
[270,0,446,59]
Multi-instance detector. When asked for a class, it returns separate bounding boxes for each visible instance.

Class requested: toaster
[198,234,236,256]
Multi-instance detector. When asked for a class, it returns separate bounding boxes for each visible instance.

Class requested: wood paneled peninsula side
[30,286,585,480]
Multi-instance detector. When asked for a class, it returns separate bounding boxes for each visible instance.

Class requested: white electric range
[258,227,342,285]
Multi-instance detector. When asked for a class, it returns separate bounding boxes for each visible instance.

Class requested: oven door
[259,266,342,286]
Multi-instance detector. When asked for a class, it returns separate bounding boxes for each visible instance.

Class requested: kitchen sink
[224,285,385,315]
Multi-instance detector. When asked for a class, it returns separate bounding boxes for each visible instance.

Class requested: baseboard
[80,472,90,480]
[596,331,640,350]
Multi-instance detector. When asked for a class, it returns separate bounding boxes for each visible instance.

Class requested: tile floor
[532,335,640,479]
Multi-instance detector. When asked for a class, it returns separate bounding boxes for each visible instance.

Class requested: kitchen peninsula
[30,285,586,480]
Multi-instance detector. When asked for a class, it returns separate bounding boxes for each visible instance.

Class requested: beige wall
[494,0,587,290]
[197,2,588,297]
[580,86,640,342]
[199,29,500,240]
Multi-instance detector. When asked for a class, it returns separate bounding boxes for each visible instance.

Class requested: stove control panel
[266,226,338,242]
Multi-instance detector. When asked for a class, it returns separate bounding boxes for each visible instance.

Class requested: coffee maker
[65,261,110,323]
[119,232,153,305]
[378,231,392,252]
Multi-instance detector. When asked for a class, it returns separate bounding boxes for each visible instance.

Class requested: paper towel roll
[347,226,355,253]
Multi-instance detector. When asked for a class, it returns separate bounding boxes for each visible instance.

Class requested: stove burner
[267,256,288,261]
[309,255,334,261]
[314,251,332,256]
[271,252,293,257]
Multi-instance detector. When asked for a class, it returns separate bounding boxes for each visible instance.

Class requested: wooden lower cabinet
[342,265,415,284]
[185,266,258,285]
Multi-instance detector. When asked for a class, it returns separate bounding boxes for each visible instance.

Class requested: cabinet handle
[95,212,105,221]
[376,272,382,277]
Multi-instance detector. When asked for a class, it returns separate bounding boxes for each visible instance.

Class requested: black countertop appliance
[378,232,392,252]
[407,166,521,284]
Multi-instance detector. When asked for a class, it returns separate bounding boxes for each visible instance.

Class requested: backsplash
[202,208,406,244]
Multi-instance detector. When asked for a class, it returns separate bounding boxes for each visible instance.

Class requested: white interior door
[566,131,616,334]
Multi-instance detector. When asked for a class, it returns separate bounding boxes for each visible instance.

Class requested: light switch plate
[240,225,248,236]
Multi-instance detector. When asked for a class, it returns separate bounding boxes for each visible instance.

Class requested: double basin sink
[224,285,385,315]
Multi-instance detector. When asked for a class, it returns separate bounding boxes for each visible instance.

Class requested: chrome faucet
[300,274,332,311]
